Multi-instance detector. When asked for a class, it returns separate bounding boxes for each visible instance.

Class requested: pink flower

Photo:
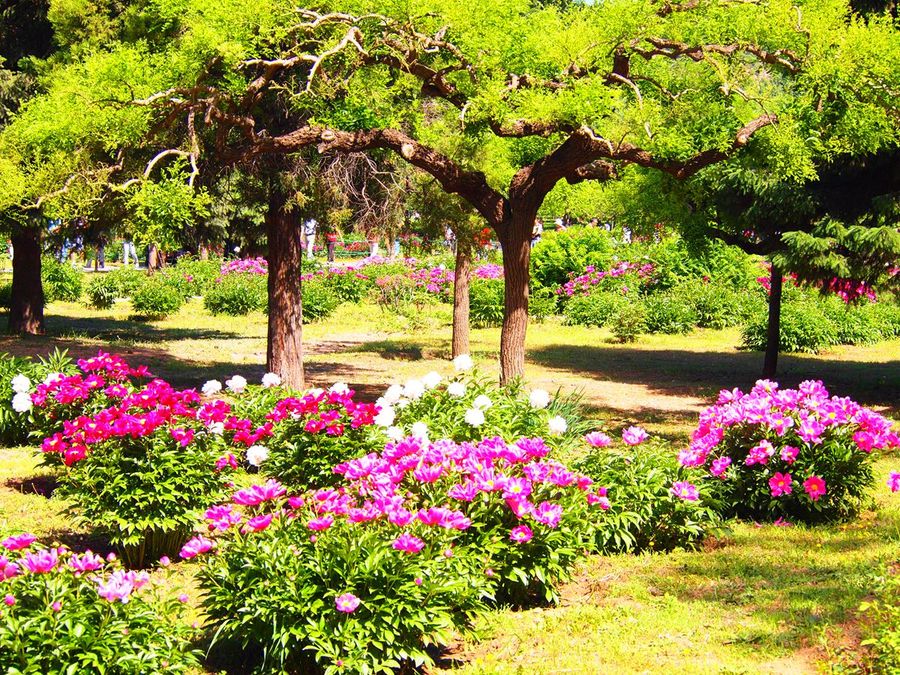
[307,515,334,531]
[773,517,793,527]
[670,481,699,501]
[3,594,14,606]
[745,440,775,466]
[710,456,731,478]
[169,427,194,447]
[532,502,563,528]
[51,601,62,612]
[780,445,799,464]
[1,533,36,551]
[178,594,189,603]
[769,472,793,497]
[232,480,286,506]
[803,475,827,502]
[509,525,533,543]
[246,513,274,532]
[392,533,425,554]
[622,426,648,446]
[22,549,58,574]
[502,477,532,500]
[179,536,215,559]
[584,431,612,448]
[888,472,900,493]
[69,551,104,573]
[335,593,361,613]
[206,505,242,531]
[96,570,150,603]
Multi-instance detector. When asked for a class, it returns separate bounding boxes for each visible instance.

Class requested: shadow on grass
[529,344,900,414]
[5,473,58,498]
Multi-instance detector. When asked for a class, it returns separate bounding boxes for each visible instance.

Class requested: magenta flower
[206,505,242,531]
[780,445,799,464]
[803,475,827,501]
[307,515,334,531]
[622,426,648,446]
[232,480,286,506]
[392,533,425,554]
[1,533,36,551]
[509,525,533,544]
[584,431,612,448]
[670,481,699,501]
[532,502,563,528]
[246,513,274,532]
[335,592,361,613]
[69,551,104,573]
[710,456,731,478]
[502,477,532,500]
[889,472,900,493]
[22,549,58,574]
[179,536,215,560]
[769,472,793,497]
[169,427,194,447]
[96,570,150,603]
[3,594,14,606]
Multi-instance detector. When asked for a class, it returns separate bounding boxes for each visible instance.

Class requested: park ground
[1,297,898,673]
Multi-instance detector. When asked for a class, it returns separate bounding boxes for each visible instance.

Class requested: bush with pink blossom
[684,379,899,523]
[0,539,198,672]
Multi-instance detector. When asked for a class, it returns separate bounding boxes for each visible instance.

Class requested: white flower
[464,408,485,427]
[225,376,247,393]
[529,389,551,410]
[548,415,568,435]
[208,422,225,435]
[473,395,492,410]
[307,388,324,398]
[374,405,396,428]
[261,372,282,388]
[447,381,466,398]
[403,379,426,401]
[453,354,473,372]
[43,372,64,386]
[202,380,223,396]
[11,375,31,394]
[330,382,350,395]
[421,371,442,390]
[246,445,270,467]
[396,398,410,409]
[11,392,32,413]
[383,384,404,404]
[386,426,405,441]
[411,421,429,440]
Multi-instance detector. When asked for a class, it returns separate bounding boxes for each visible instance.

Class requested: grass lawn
[1,298,897,672]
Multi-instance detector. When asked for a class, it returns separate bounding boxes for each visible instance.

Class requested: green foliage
[531,227,615,291]
[302,278,340,323]
[41,257,82,302]
[643,293,698,335]
[323,268,371,303]
[203,274,266,316]
[677,280,748,330]
[855,570,900,671]
[574,442,723,553]
[610,304,646,343]
[563,289,626,327]
[0,548,199,673]
[0,282,12,310]
[171,256,222,296]
[0,349,75,445]
[85,273,118,309]
[469,277,505,328]
[130,278,183,319]
[104,266,147,297]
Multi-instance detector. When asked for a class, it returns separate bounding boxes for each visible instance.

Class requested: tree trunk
[147,245,160,274]
[498,214,532,385]
[451,240,471,358]
[266,191,304,390]
[762,264,782,379]
[8,227,45,335]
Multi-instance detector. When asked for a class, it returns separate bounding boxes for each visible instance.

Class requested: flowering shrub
[43,373,238,566]
[219,257,268,277]
[0,349,76,445]
[193,432,607,672]
[322,266,370,303]
[204,272,267,315]
[384,359,591,451]
[0,539,198,672]
[557,261,654,299]
[410,265,454,300]
[683,380,899,523]
[474,263,503,279]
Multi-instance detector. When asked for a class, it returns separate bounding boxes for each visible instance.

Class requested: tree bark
[451,240,471,358]
[8,227,45,335]
[266,190,305,390]
[498,214,533,385]
[762,264,782,379]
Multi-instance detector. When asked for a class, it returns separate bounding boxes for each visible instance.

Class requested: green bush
[563,289,627,327]
[741,300,839,353]
[863,300,900,339]
[85,274,119,310]
[105,266,147,297]
[0,349,75,445]
[610,303,646,343]
[574,441,723,552]
[828,302,885,346]
[643,293,698,334]
[324,268,371,303]
[41,258,83,302]
[172,256,222,295]
[204,274,267,316]
[530,227,616,291]
[302,278,340,323]
[131,279,184,319]
[0,282,12,310]
[676,280,742,329]
[469,277,504,328]
[529,287,558,322]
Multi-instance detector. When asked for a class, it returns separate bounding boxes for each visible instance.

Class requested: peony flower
[464,408,485,427]
[533,502,563,528]
[392,533,425,554]
[330,382,350,395]
[1,533,36,551]
[447,381,466,397]
[453,354,473,372]
[246,514,274,532]
[410,422,429,440]
[780,445,799,464]
[803,475,827,501]
[202,380,222,396]
[670,481,699,501]
[261,372,282,388]
[225,375,247,393]
[472,395,492,410]
[509,525,533,544]
[421,371,442,390]
[308,515,334,531]
[179,536,215,559]
[386,426,404,441]
[335,593,361,613]
[69,551,104,573]
[888,471,900,493]
[246,445,270,467]
[529,389,550,410]
[22,549,58,574]
[4,594,14,606]
[373,405,395,428]
[710,456,731,478]
[11,374,31,393]
[403,379,425,400]
[232,480,286,506]
[769,472,793,497]
[547,416,568,435]
[382,384,404,404]
[583,431,612,448]
[622,426,648,446]
[11,393,32,413]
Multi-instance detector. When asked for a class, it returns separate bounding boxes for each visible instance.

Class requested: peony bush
[683,379,899,523]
